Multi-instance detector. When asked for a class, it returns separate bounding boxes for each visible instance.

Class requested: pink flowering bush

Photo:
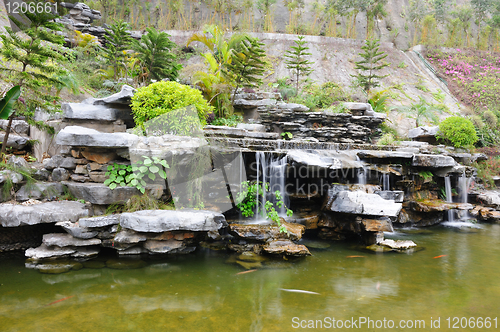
[426,48,500,110]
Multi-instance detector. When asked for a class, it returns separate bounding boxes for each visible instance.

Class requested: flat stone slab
[63,182,141,205]
[203,126,279,140]
[43,233,101,247]
[409,200,473,213]
[0,201,88,227]
[62,103,117,121]
[287,150,362,170]
[72,247,100,258]
[55,221,99,239]
[120,210,227,233]
[78,214,121,228]
[262,240,311,256]
[412,154,457,167]
[25,244,76,259]
[357,150,415,159]
[324,190,402,217]
[56,126,139,148]
[375,190,404,203]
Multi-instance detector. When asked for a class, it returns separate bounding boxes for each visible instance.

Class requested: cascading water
[382,173,390,191]
[444,176,455,222]
[459,170,473,221]
[254,152,289,219]
[356,156,367,185]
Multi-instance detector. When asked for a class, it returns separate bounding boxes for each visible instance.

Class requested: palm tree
[397,96,443,128]
[131,28,181,84]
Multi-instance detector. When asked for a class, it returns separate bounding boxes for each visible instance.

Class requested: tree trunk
[1,115,14,155]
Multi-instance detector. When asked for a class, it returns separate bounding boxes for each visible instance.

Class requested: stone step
[56,126,139,148]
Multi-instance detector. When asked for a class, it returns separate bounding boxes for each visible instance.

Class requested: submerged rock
[262,240,311,256]
[106,258,148,269]
[35,260,83,274]
[379,239,417,250]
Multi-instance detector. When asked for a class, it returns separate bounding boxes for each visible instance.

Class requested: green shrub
[291,82,350,110]
[131,81,213,127]
[211,114,243,127]
[483,110,498,128]
[377,133,396,146]
[437,116,478,148]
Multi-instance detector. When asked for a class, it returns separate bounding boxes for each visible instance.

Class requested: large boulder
[229,221,305,242]
[323,190,402,217]
[0,201,88,227]
[62,103,117,121]
[119,210,226,233]
[0,133,28,149]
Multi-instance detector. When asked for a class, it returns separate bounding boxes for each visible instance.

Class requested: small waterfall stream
[254,152,289,219]
[444,176,455,222]
[356,156,367,185]
[382,173,390,191]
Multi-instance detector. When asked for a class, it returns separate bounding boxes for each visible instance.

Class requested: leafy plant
[377,133,396,146]
[211,115,243,127]
[131,81,213,128]
[290,81,350,110]
[131,27,181,83]
[0,86,21,120]
[223,36,267,101]
[368,89,390,113]
[397,61,408,68]
[104,156,169,194]
[235,181,293,232]
[101,20,133,80]
[0,9,69,155]
[437,116,479,148]
[284,36,314,93]
[418,171,434,183]
[352,39,389,94]
[397,96,443,128]
[281,132,293,140]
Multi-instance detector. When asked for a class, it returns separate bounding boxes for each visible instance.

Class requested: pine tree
[224,36,266,101]
[101,20,133,80]
[284,35,313,93]
[352,39,389,94]
[131,27,181,84]
[0,7,68,155]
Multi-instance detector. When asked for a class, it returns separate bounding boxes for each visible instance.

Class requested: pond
[1,224,500,331]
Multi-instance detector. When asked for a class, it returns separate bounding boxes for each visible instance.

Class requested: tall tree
[352,39,389,94]
[101,20,133,80]
[131,27,181,83]
[256,0,277,32]
[223,36,266,101]
[0,6,68,155]
[432,0,449,23]
[284,36,314,93]
[471,0,494,46]
[452,5,474,47]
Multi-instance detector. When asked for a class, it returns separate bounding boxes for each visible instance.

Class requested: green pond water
[1,224,500,332]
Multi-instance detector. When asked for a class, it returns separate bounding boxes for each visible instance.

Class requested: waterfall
[382,173,390,191]
[255,152,260,221]
[459,170,471,204]
[356,156,367,185]
[254,152,289,219]
[444,176,455,222]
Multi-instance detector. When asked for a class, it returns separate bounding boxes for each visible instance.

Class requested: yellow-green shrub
[131,81,213,127]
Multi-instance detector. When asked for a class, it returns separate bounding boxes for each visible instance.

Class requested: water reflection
[1,225,500,331]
